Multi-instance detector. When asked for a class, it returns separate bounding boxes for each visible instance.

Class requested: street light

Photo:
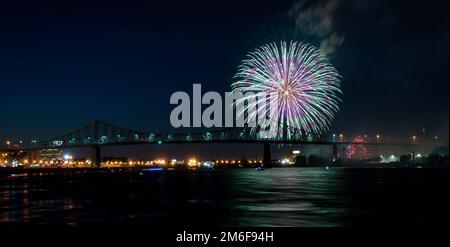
[376,134,381,142]
[412,135,417,143]
[339,134,344,142]
[6,141,11,149]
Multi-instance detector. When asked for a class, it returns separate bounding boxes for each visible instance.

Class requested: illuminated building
[39,149,63,159]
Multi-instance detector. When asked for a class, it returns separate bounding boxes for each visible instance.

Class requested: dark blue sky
[0,0,448,146]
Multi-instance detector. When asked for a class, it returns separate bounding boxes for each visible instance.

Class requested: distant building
[39,149,63,160]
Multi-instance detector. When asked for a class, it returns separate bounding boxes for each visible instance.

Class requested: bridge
[1,120,438,168]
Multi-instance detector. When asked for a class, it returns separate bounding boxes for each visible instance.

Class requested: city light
[281,158,292,165]
[64,154,73,160]
[188,158,199,167]
[388,155,398,162]
[201,161,214,168]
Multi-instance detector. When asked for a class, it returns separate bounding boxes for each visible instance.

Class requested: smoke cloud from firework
[288,0,372,55]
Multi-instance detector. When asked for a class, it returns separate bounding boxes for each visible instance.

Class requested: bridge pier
[332,143,338,162]
[263,142,272,168]
[91,145,101,168]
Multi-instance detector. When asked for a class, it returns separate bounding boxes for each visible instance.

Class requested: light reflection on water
[225,169,350,227]
[0,168,448,227]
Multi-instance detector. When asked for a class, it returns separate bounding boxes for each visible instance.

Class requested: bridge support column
[263,142,272,168]
[92,145,101,168]
[332,143,338,162]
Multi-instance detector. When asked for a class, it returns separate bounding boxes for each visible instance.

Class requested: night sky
[1,0,448,152]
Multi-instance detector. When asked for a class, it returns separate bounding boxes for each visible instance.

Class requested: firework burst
[231,41,342,140]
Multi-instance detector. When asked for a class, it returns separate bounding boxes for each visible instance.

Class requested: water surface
[0,168,448,227]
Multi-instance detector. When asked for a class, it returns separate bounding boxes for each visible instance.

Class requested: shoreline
[0,165,448,174]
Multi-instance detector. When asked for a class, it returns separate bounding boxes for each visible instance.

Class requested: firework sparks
[347,136,369,160]
[231,41,342,140]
